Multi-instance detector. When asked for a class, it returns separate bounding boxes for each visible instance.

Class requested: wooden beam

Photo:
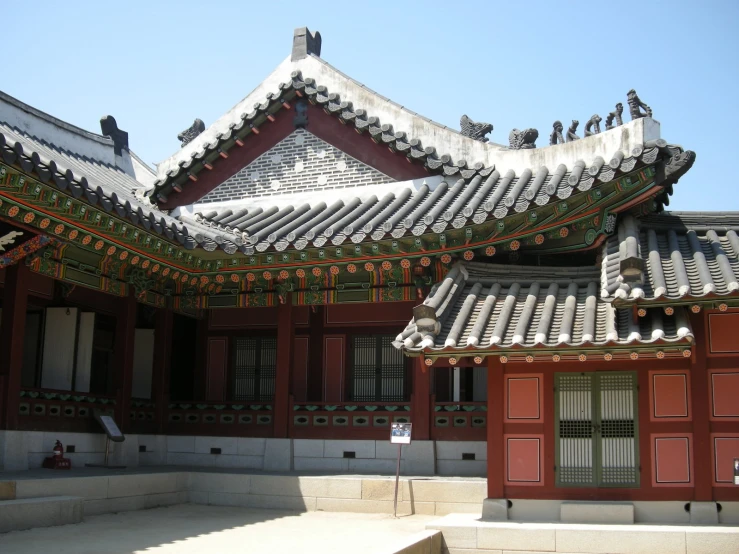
[0,263,29,430]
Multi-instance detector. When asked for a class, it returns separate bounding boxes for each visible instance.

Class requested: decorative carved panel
[710,371,739,420]
[505,435,544,486]
[649,371,690,421]
[505,375,543,422]
[652,434,693,487]
[708,313,739,353]
[711,434,739,487]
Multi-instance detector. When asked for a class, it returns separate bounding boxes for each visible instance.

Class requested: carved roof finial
[460,115,493,143]
[99,115,128,155]
[177,118,206,147]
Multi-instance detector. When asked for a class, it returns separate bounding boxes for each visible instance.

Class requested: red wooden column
[114,294,137,433]
[273,295,295,437]
[689,312,713,501]
[411,358,431,440]
[0,263,29,430]
[151,308,173,434]
[487,357,505,499]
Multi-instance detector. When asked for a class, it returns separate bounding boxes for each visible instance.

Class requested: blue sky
[3,1,738,211]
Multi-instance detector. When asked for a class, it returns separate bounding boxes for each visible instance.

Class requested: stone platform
[428,512,739,554]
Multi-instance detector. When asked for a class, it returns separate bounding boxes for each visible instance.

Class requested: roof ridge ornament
[566,120,580,142]
[584,114,602,137]
[508,128,538,149]
[459,115,493,142]
[177,118,205,147]
[550,121,565,145]
[628,89,652,120]
[291,27,322,61]
[99,115,128,155]
[606,103,624,130]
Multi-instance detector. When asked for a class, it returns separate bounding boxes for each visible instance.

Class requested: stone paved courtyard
[0,504,436,554]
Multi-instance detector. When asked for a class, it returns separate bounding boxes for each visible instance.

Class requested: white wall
[41,307,77,390]
[74,312,95,392]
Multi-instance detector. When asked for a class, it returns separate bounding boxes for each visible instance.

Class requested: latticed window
[350,335,406,402]
[232,337,277,401]
[555,371,639,488]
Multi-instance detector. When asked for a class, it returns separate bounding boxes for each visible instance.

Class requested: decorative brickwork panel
[652,434,693,487]
[711,435,739,486]
[710,371,739,420]
[708,313,739,353]
[505,435,544,486]
[505,375,542,422]
[200,129,395,203]
[649,371,690,421]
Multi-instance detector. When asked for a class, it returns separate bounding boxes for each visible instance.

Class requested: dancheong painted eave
[395,262,694,358]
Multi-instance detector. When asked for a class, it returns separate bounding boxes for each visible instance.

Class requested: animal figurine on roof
[177,118,205,146]
[627,89,652,119]
[606,103,624,130]
[460,115,493,143]
[508,128,538,149]
[566,120,580,142]
[550,121,565,145]
[584,114,602,137]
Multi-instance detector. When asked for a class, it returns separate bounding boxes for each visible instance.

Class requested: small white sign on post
[391,422,412,445]
[391,423,412,517]
[734,458,739,486]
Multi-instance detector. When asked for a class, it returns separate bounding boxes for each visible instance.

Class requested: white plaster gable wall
[0,92,115,165]
[156,53,661,180]
[199,129,395,204]
[0,91,153,188]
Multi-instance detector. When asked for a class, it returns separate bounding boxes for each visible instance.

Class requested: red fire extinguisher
[43,439,71,469]
[53,440,64,458]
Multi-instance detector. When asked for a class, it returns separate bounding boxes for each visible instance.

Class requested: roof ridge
[0,90,114,147]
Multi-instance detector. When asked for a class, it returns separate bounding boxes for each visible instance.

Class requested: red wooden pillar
[411,358,431,440]
[487,357,505,498]
[151,308,173,434]
[273,295,294,437]
[114,293,137,433]
[689,312,713,501]
[0,263,29,430]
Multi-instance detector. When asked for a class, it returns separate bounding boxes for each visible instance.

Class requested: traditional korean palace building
[0,27,737,522]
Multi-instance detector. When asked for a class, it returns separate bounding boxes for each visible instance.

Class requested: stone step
[389,529,442,554]
[0,496,83,533]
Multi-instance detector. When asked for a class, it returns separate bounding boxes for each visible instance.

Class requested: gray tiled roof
[187,140,682,254]
[396,262,692,353]
[601,212,739,302]
[0,118,233,253]
[152,69,684,203]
